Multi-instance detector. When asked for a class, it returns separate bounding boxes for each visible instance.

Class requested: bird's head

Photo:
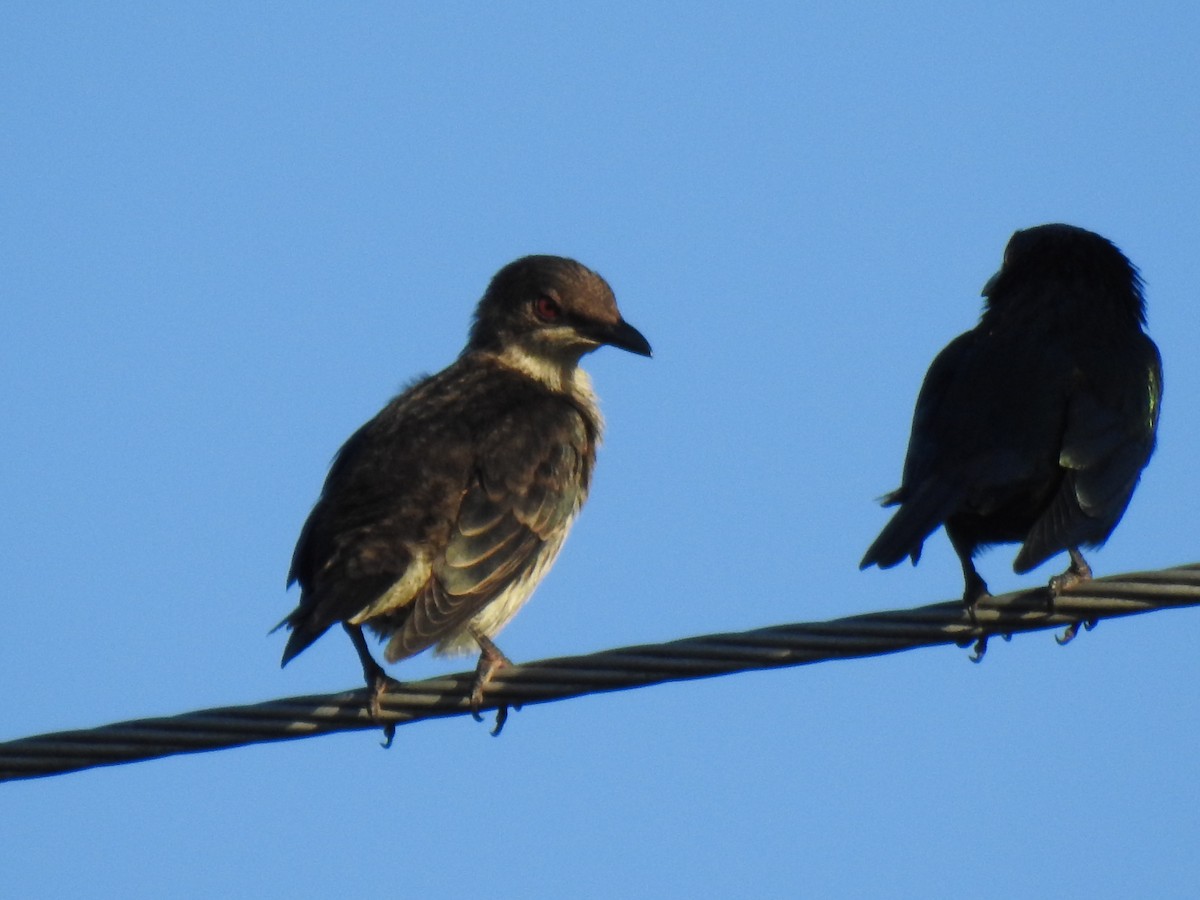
[981,223,1146,325]
[467,256,652,371]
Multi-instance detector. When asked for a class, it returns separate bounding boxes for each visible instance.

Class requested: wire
[2,562,1197,783]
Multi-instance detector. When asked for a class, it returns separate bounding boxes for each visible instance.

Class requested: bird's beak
[981,270,1001,298]
[589,318,653,357]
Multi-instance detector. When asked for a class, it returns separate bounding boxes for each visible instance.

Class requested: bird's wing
[279,379,474,665]
[382,402,593,662]
[286,410,411,589]
[898,330,979,494]
[1014,335,1162,573]
[861,331,975,569]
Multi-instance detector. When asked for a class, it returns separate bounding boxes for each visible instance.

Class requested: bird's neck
[484,343,604,434]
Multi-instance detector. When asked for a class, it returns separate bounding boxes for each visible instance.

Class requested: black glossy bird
[277,256,651,720]
[861,224,1162,612]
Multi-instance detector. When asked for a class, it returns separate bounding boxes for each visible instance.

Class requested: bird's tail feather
[860,480,960,570]
[276,611,332,668]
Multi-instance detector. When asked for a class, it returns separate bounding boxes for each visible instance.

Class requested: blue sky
[3,4,1199,898]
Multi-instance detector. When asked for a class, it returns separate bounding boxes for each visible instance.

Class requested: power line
[2,562,1197,783]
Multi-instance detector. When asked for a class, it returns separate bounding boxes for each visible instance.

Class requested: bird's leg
[344,623,399,746]
[344,622,398,701]
[1050,548,1096,646]
[962,568,992,621]
[949,530,991,662]
[470,629,515,735]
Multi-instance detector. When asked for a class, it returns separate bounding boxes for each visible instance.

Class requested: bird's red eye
[534,295,562,322]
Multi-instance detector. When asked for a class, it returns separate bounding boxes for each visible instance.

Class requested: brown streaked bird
[861,224,1161,623]
[277,255,651,723]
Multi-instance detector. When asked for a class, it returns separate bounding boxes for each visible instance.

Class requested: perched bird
[278,255,651,722]
[861,224,1162,613]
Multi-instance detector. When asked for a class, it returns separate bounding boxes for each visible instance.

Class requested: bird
[860,223,1162,619]
[277,255,651,727]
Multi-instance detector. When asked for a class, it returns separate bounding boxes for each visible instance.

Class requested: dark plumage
[861,224,1162,608]
[278,256,651,717]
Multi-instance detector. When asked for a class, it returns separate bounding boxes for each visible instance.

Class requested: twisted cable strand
[2,562,1197,782]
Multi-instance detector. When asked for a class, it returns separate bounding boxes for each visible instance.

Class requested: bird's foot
[1050,549,1094,647]
[342,623,400,746]
[1048,548,1094,596]
[470,633,517,736]
[1048,570,1091,595]
[367,672,402,748]
[963,588,992,663]
[964,586,990,627]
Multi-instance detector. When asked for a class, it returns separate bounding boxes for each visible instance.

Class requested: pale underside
[436,523,572,657]
[342,483,578,658]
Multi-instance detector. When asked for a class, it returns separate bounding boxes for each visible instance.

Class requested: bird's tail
[273,608,332,668]
[860,480,960,570]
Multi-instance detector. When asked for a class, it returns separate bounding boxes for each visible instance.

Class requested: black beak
[589,318,653,357]
[981,269,1001,298]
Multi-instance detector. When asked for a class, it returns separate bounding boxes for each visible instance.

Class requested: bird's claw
[469,632,516,735]
[469,691,519,736]
[1052,551,1097,647]
[960,590,992,662]
[969,635,988,663]
[1056,617,1098,647]
[469,680,489,723]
